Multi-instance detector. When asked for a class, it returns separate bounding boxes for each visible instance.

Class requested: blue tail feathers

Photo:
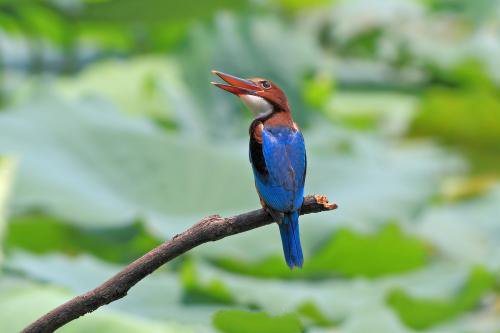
[278,211,303,268]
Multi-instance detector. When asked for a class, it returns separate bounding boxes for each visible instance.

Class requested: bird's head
[211,70,289,117]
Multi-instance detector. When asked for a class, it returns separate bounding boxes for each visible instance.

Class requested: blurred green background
[0,0,499,332]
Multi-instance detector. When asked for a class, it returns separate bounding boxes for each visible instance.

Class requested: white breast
[240,95,273,116]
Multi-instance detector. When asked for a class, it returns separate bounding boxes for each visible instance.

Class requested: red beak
[211,70,260,96]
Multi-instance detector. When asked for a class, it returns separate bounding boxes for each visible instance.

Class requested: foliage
[5,215,160,263]
[213,310,302,333]
[214,224,428,279]
[387,266,496,330]
[1,1,499,333]
[0,158,15,264]
[410,82,500,173]
[297,301,337,327]
[0,0,250,54]
[181,258,236,305]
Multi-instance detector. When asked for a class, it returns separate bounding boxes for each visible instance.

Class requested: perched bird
[211,70,306,268]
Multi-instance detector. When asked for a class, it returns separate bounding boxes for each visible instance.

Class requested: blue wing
[251,126,306,212]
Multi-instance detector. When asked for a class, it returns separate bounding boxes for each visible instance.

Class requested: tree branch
[22,194,337,333]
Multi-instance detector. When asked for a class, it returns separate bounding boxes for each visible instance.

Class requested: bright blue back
[252,126,306,212]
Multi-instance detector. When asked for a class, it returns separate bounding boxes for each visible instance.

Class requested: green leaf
[270,0,333,12]
[411,88,500,150]
[0,278,197,333]
[0,96,257,231]
[213,310,302,333]
[214,224,429,279]
[5,214,160,263]
[82,0,249,24]
[56,57,180,125]
[423,0,500,25]
[302,74,335,111]
[6,252,223,325]
[75,0,251,53]
[16,4,69,44]
[327,92,418,135]
[296,301,337,327]
[415,186,500,269]
[0,158,15,264]
[181,258,235,305]
[307,224,428,277]
[436,59,495,90]
[196,261,473,328]
[410,86,500,173]
[387,266,496,330]
[213,255,289,279]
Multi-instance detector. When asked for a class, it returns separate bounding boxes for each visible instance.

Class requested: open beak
[211,70,260,96]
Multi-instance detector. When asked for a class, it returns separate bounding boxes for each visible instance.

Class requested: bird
[211,70,306,268]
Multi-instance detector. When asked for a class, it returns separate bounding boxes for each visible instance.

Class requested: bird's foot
[266,207,284,224]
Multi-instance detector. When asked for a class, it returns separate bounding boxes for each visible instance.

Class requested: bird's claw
[266,207,284,224]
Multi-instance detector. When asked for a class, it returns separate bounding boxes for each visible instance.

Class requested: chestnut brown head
[211,70,289,116]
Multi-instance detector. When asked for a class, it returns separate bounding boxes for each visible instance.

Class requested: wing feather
[250,126,306,212]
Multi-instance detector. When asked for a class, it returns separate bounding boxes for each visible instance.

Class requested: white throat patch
[240,95,273,117]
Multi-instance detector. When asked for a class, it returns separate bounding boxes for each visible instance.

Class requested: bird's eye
[260,80,271,89]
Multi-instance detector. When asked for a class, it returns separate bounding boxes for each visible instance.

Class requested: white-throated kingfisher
[211,70,306,268]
